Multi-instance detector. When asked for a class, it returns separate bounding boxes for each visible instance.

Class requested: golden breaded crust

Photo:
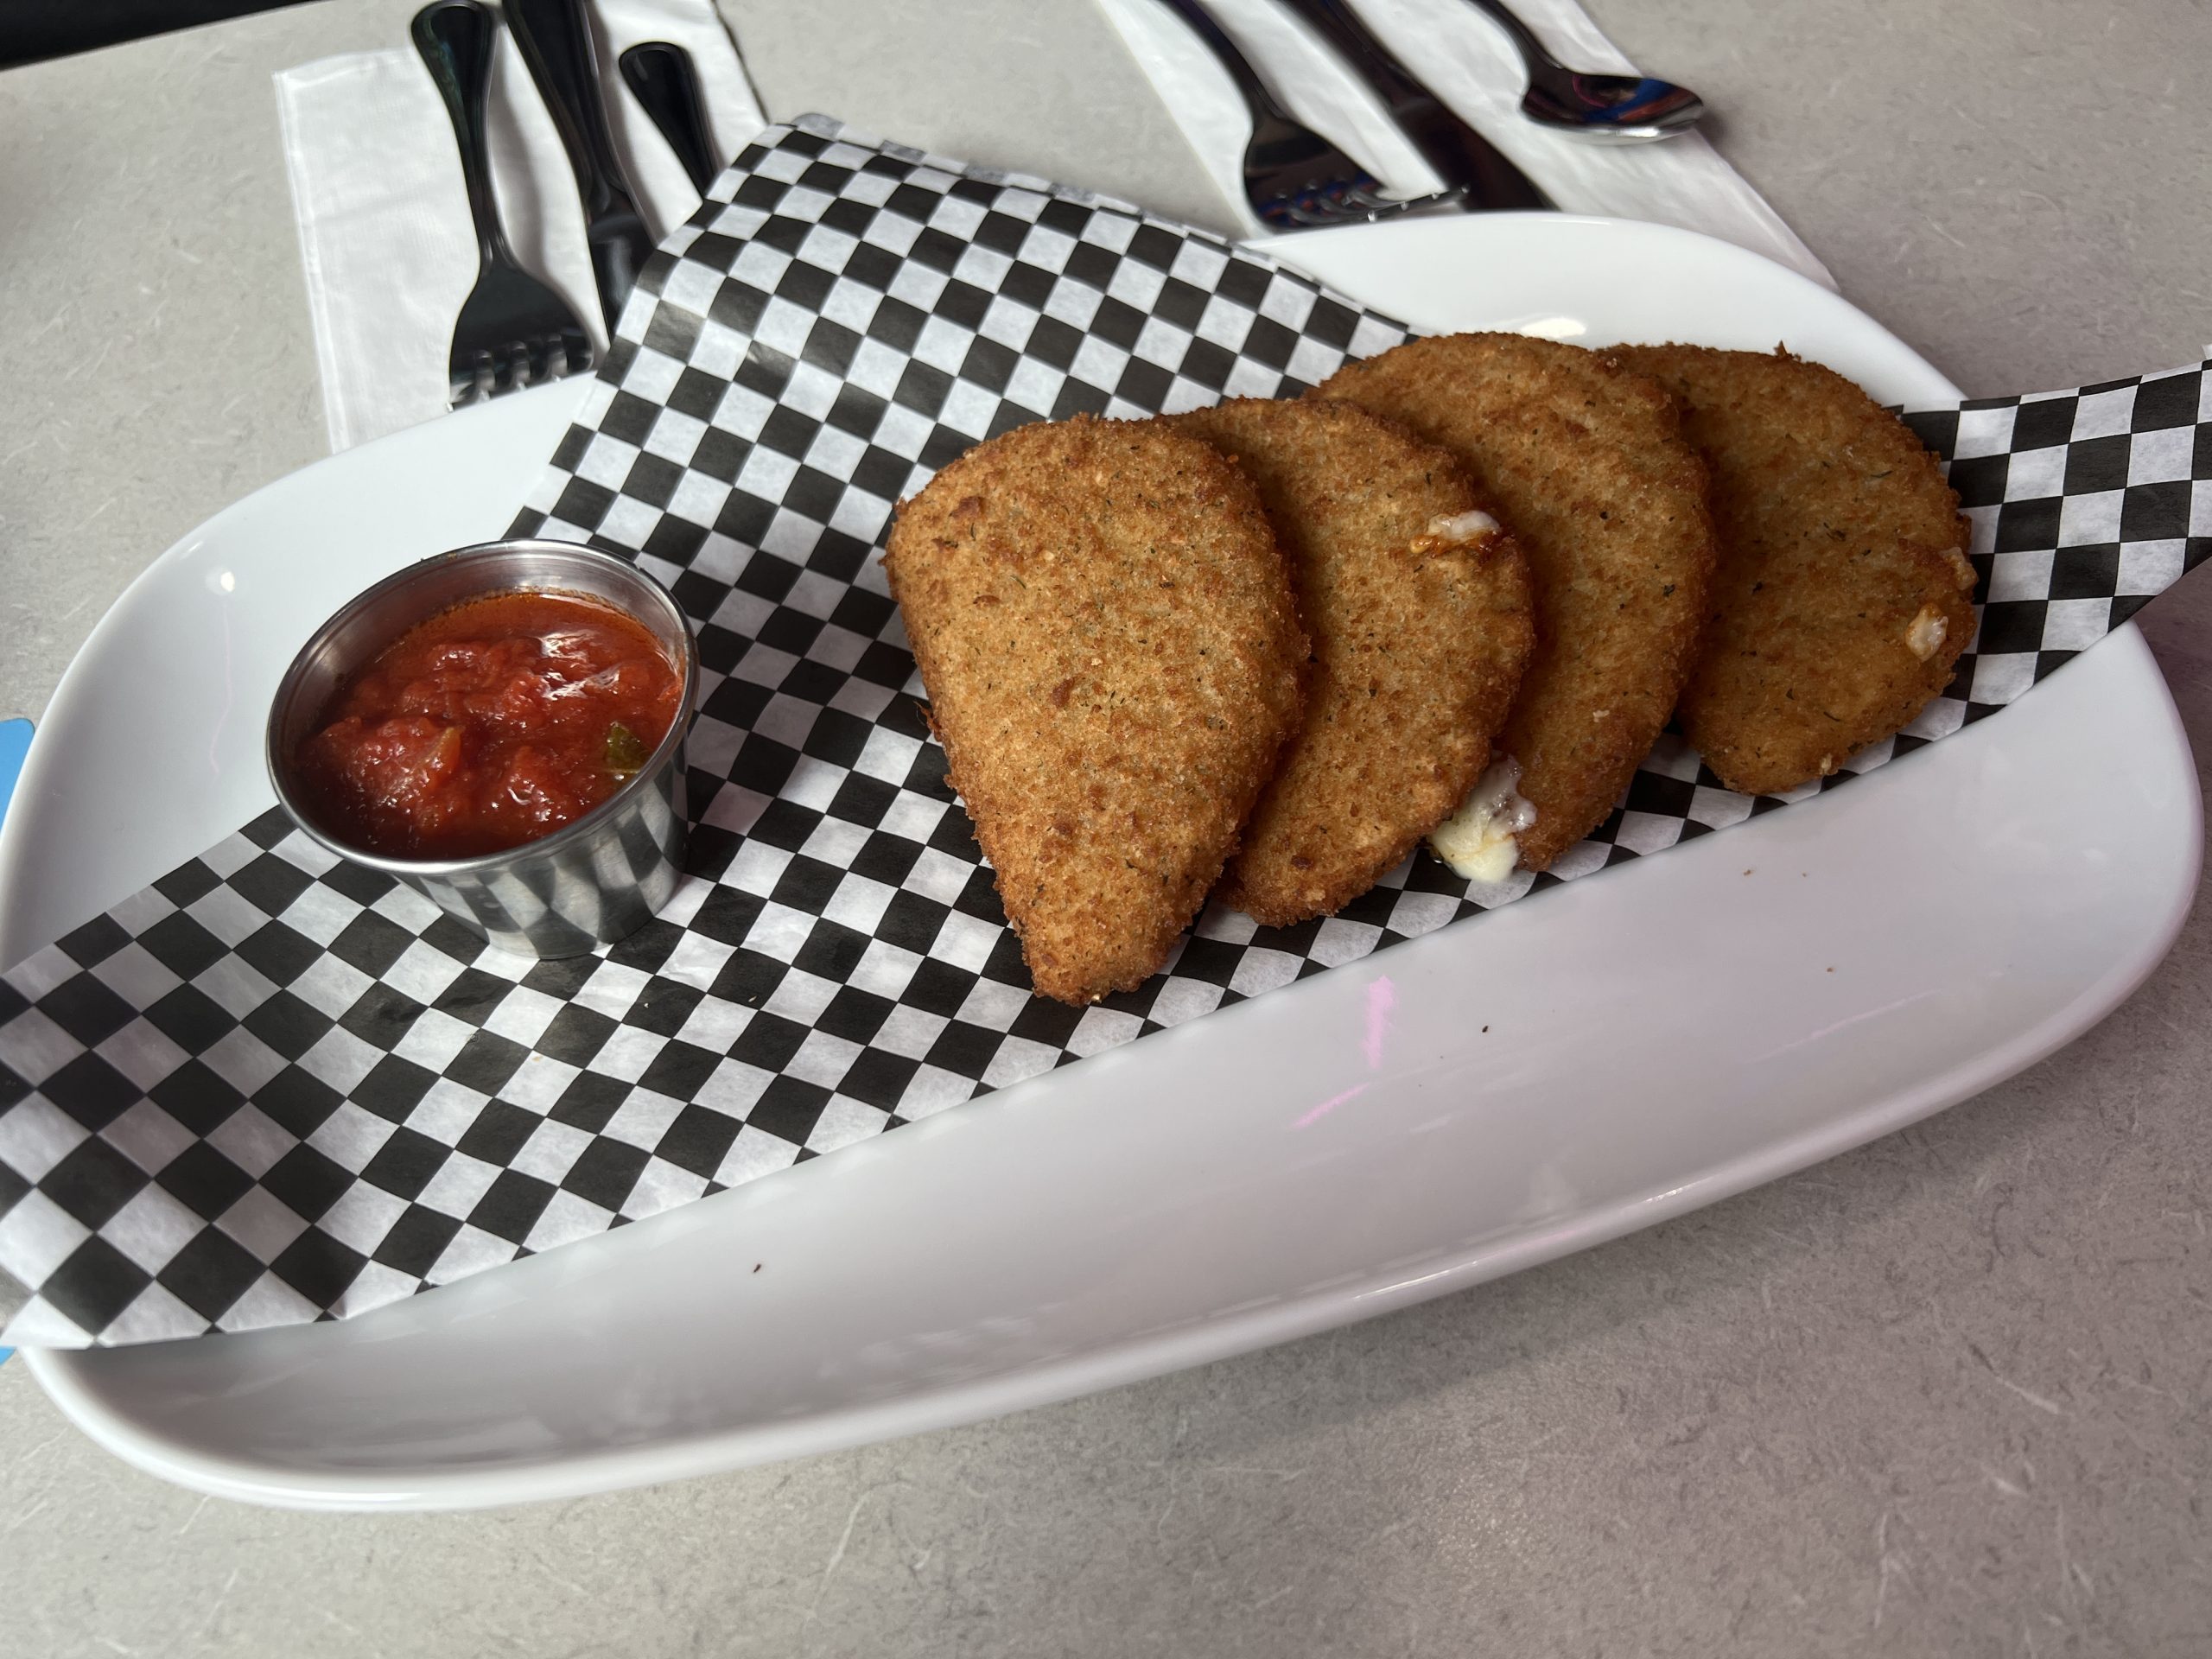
[1611,345,1974,797]
[1315,334,1717,869]
[1166,398,1535,925]
[882,415,1306,1004]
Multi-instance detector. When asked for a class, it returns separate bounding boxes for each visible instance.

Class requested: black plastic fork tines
[411,0,593,406]
[1156,0,1458,229]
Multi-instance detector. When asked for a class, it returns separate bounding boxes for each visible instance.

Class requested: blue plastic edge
[0,715,31,1367]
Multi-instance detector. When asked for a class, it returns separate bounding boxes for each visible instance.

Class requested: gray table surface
[2,0,2207,1652]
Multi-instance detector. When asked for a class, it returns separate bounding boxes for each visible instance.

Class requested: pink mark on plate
[1293,975,1397,1128]
[1363,974,1395,1070]
[1293,1081,1370,1130]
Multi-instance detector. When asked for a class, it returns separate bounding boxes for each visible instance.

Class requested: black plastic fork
[412,0,594,406]
[1156,0,1461,229]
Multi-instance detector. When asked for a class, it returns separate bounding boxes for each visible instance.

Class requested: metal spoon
[1462,0,1704,142]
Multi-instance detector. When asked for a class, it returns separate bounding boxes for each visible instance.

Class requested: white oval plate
[10,215,2201,1510]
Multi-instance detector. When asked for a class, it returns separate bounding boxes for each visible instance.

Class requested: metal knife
[505,0,654,331]
[1273,0,1553,212]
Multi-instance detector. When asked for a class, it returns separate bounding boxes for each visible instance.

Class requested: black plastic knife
[505,0,654,331]
[1273,0,1553,212]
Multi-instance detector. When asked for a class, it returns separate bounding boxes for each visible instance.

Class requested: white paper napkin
[276,0,765,453]
[1096,0,1831,286]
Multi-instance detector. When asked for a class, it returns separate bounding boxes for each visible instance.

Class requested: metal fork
[1155,0,1461,229]
[412,0,594,406]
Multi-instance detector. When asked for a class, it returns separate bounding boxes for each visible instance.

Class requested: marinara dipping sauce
[295,590,683,861]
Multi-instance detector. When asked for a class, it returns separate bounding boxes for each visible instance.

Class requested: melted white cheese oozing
[1425,510,1501,543]
[1430,755,1537,883]
[1905,603,1948,661]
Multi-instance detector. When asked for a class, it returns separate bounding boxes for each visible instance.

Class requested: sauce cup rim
[264,539,700,880]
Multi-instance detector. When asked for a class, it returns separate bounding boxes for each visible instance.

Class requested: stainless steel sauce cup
[266,539,699,959]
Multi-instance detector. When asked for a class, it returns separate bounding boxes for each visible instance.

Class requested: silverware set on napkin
[410,0,723,407]
[407,0,1705,400]
[1161,0,1702,227]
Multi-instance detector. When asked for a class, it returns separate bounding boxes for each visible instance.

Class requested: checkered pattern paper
[2,118,2206,1348]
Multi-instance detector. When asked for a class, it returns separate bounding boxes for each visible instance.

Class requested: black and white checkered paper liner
[2,118,2206,1348]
